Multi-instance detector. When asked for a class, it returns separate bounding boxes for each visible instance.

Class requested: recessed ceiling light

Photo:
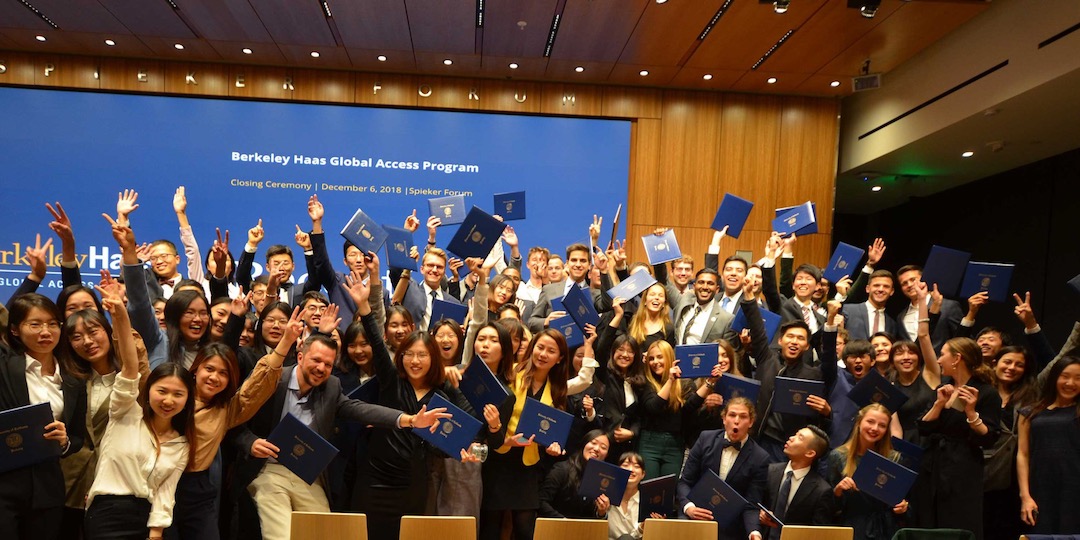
[962,151,975,158]
[377,55,387,62]
[35,35,46,42]
[509,63,519,69]
[443,59,453,65]
[242,48,252,55]
[766,77,777,84]
[656,0,668,3]
[703,74,713,80]
[575,66,585,73]
[174,43,184,50]
[310,51,320,58]
[639,70,649,76]
[871,185,882,192]
[105,39,116,46]
[830,80,841,88]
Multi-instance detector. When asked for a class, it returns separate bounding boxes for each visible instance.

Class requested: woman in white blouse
[607,452,664,540]
[83,288,193,540]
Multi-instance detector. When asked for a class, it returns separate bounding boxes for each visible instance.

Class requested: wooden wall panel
[0,51,839,268]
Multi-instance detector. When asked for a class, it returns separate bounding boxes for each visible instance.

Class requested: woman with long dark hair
[1017,356,1080,534]
[538,429,613,518]
[827,403,909,540]
[82,289,194,540]
[163,290,212,370]
[914,337,1000,539]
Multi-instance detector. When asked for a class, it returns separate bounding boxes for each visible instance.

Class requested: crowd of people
[0,189,1077,540]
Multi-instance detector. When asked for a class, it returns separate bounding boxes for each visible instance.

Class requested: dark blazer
[841,301,903,342]
[233,365,404,501]
[677,429,770,540]
[308,232,358,323]
[759,462,834,540]
[235,248,318,307]
[0,351,86,511]
[401,278,462,330]
[528,280,600,333]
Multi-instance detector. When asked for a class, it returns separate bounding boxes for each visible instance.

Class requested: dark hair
[1029,356,1080,418]
[265,244,293,263]
[805,425,831,463]
[299,291,330,312]
[189,343,240,409]
[793,263,822,283]
[253,301,292,352]
[870,331,895,344]
[976,327,1013,348]
[164,290,211,365]
[342,239,360,260]
[868,269,895,282]
[173,279,203,293]
[721,255,748,273]
[150,239,178,254]
[209,296,232,313]
[394,331,445,389]
[385,305,415,329]
[779,320,810,340]
[140,362,197,468]
[488,274,518,310]
[565,243,590,260]
[722,396,757,422]
[6,294,64,356]
[300,333,339,355]
[888,340,924,376]
[430,318,464,366]
[338,319,375,376]
[62,309,119,380]
[610,334,647,390]
[57,285,103,316]
[518,328,570,410]
[842,339,874,359]
[565,428,611,490]
[695,267,720,280]
[496,303,521,320]
[204,247,236,282]
[472,322,516,384]
[896,265,922,278]
[993,346,1038,409]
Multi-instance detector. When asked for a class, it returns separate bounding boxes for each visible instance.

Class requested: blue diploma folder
[772,202,816,237]
[771,377,826,417]
[340,208,389,255]
[0,402,62,474]
[921,245,971,297]
[638,473,677,521]
[579,457,632,504]
[712,194,754,239]
[447,206,505,259]
[846,369,908,413]
[676,344,719,379]
[731,305,782,344]
[460,358,512,414]
[959,261,1015,302]
[493,191,526,221]
[823,242,865,284]
[429,298,468,326]
[428,194,467,225]
[715,373,762,405]
[890,436,924,471]
[551,315,585,349]
[382,225,417,271]
[606,270,658,300]
[267,413,339,485]
[687,470,749,527]
[852,450,917,507]
[641,229,683,265]
[413,394,482,457]
[562,283,600,330]
[774,203,819,235]
[516,397,573,448]
[346,376,379,403]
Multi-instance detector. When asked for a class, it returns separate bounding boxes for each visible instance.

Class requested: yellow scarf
[495,370,553,466]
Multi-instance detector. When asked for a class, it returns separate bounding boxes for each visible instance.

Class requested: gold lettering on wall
[44,63,55,77]
[469,88,479,101]
[418,84,432,98]
[514,91,526,103]
[186,71,197,85]
[235,74,245,88]
[373,83,382,95]
[137,69,148,82]
[283,76,294,91]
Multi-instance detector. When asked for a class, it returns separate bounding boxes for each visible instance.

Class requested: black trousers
[165,469,220,540]
[84,495,151,540]
[0,498,62,540]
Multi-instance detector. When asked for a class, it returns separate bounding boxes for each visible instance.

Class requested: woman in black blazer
[538,429,613,519]
[0,293,85,540]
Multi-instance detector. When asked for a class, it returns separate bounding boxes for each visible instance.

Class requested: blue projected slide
[0,87,630,299]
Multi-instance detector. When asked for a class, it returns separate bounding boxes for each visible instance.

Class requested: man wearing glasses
[401,247,462,331]
[147,240,184,299]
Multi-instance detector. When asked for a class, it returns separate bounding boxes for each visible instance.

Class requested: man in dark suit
[528,243,597,332]
[673,268,738,346]
[233,334,448,540]
[236,216,318,307]
[398,246,463,331]
[752,426,835,540]
[678,397,770,540]
[841,269,903,342]
[741,282,831,463]
[896,265,964,351]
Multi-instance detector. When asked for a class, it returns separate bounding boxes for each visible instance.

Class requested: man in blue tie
[752,426,834,540]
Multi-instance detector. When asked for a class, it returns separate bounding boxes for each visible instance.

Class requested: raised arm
[1012,292,1056,371]
[917,282,941,387]
[46,202,83,288]
[99,278,139,379]
[173,186,206,283]
[237,218,264,293]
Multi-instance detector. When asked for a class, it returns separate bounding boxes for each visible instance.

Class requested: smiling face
[792,271,817,302]
[621,457,645,485]
[892,346,921,377]
[546,257,565,283]
[194,355,230,402]
[717,345,731,373]
[300,298,327,330]
[1056,364,1080,404]
[566,249,590,283]
[779,327,810,361]
[612,342,635,372]
[672,262,694,288]
[939,344,959,377]
[582,434,610,461]
[643,284,666,315]
[433,325,460,363]
[178,298,209,343]
[857,410,890,447]
[400,340,433,386]
[297,341,335,390]
[421,253,447,289]
[491,278,516,307]
[14,307,61,358]
[866,276,894,308]
[348,332,373,369]
[209,303,230,340]
[529,335,563,374]
[384,313,413,350]
[812,277,829,302]
[153,299,167,330]
[148,245,180,279]
[260,309,289,348]
[64,290,98,318]
[897,269,923,302]
[68,319,110,365]
[645,345,666,377]
[871,335,892,364]
[148,375,189,421]
[995,351,1026,387]
[694,272,719,305]
[845,354,874,380]
[721,260,747,296]
[240,317,256,348]
[746,267,763,296]
[977,331,1003,360]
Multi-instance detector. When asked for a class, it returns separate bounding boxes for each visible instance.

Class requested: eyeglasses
[148,254,176,263]
[402,351,430,360]
[263,317,289,326]
[422,263,445,271]
[23,320,61,333]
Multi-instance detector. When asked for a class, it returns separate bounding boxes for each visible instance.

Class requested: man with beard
[673,268,738,348]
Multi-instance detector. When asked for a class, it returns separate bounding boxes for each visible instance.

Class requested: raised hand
[173,186,187,214]
[834,275,852,298]
[593,249,609,273]
[426,216,441,238]
[412,405,453,430]
[247,218,264,249]
[318,303,342,335]
[448,257,464,280]
[611,240,627,268]
[364,251,381,280]
[966,291,989,318]
[45,202,74,251]
[211,228,230,278]
[502,225,518,248]
[611,296,627,317]
[712,225,729,247]
[294,225,311,251]
[342,269,371,306]
[98,269,124,301]
[231,291,253,317]
[929,284,943,311]
[403,209,420,233]
[1013,292,1038,329]
[24,233,53,281]
[281,306,306,345]
[589,214,602,244]
[116,189,140,222]
[135,242,152,263]
[307,194,324,223]
[95,282,126,317]
[826,299,842,322]
[867,237,886,266]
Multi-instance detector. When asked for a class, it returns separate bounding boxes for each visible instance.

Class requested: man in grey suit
[528,243,597,332]
[674,268,738,346]
[234,334,448,540]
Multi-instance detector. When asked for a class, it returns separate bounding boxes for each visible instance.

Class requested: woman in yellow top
[480,328,571,540]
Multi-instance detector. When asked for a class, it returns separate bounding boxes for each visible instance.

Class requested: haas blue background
[0,86,630,298]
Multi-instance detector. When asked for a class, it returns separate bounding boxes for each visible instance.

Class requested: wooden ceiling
[0,0,989,97]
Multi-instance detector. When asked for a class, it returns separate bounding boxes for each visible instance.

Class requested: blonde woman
[638,341,715,479]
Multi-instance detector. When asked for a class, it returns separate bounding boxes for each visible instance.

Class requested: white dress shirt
[864,301,886,335]
[779,462,812,508]
[517,280,543,304]
[25,354,64,421]
[679,300,716,345]
[607,491,641,540]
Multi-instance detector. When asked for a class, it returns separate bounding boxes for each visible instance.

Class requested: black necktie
[681,305,702,343]
[775,470,794,521]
